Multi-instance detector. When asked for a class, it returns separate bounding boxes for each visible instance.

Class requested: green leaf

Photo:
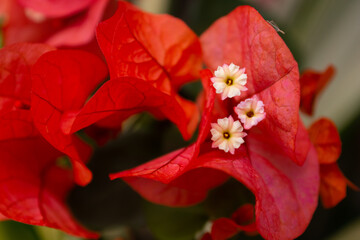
[34,226,78,240]
[144,202,208,240]
[0,221,39,240]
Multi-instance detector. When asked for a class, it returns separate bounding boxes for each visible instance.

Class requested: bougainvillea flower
[201,6,304,166]
[31,49,108,186]
[234,96,266,130]
[211,63,248,100]
[93,1,201,139]
[0,0,111,47]
[109,4,322,239]
[299,65,335,115]
[204,204,257,240]
[210,116,247,154]
[112,63,320,240]
[0,43,98,238]
[308,118,353,208]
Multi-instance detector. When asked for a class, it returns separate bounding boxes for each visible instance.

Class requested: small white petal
[231,120,243,132]
[227,87,241,98]
[219,140,229,152]
[221,87,230,100]
[215,66,226,77]
[217,118,228,129]
[228,63,239,73]
[213,82,227,93]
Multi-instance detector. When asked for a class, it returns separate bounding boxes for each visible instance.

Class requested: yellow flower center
[223,132,230,139]
[225,78,233,86]
[246,111,254,118]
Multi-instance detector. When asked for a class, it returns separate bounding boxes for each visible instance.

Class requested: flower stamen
[226,78,233,86]
[223,132,230,139]
[246,111,254,118]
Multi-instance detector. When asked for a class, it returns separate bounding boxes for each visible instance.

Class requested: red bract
[0,43,98,238]
[209,204,257,240]
[31,49,108,186]
[110,5,320,240]
[95,1,201,139]
[0,43,53,111]
[0,213,7,220]
[299,65,335,115]
[300,64,354,208]
[201,7,303,166]
[1,0,110,47]
[68,76,199,141]
[113,67,319,240]
[17,0,95,18]
[111,72,229,206]
[308,118,341,165]
[308,118,350,208]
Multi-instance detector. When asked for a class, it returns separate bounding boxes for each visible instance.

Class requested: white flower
[211,63,248,100]
[210,116,247,154]
[234,97,266,129]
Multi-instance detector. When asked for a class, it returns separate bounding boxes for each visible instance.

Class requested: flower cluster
[0,1,352,240]
[210,63,266,154]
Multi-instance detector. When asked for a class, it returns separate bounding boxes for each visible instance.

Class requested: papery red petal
[2,0,56,45]
[2,0,109,48]
[0,112,98,238]
[97,1,202,89]
[201,6,298,98]
[17,0,95,18]
[201,6,302,165]
[199,140,319,239]
[109,71,226,206]
[95,1,201,139]
[211,204,257,240]
[211,218,240,240]
[0,43,54,112]
[319,163,347,208]
[0,213,7,220]
[231,204,256,231]
[120,167,228,206]
[68,77,198,140]
[31,50,108,186]
[300,66,335,115]
[110,70,215,180]
[308,118,341,164]
[248,71,302,165]
[46,0,109,47]
[117,125,319,239]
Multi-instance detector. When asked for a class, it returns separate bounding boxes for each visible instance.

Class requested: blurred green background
[1,0,360,239]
